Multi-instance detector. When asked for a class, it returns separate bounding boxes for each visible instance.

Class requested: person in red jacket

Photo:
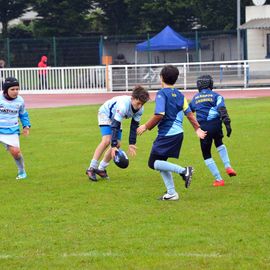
[38,55,48,89]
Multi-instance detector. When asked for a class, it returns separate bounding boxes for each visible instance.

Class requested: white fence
[1,59,270,93]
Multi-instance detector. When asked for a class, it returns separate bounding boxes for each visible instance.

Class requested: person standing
[189,75,237,187]
[38,55,48,89]
[0,77,31,179]
[137,65,207,201]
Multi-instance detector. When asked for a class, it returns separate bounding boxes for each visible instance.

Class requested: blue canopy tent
[135,25,195,63]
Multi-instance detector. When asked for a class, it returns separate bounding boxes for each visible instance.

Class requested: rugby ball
[113,149,129,169]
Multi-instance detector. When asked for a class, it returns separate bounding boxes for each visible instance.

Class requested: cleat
[16,171,27,180]
[159,192,179,201]
[213,180,225,187]
[86,168,97,181]
[180,166,194,188]
[226,167,237,177]
[95,169,109,179]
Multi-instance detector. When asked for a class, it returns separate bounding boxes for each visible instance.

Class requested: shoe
[213,180,225,187]
[86,168,97,181]
[180,166,194,188]
[226,167,237,177]
[95,169,109,179]
[159,192,179,201]
[16,171,27,180]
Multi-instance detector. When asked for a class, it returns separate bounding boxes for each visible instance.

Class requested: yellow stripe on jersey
[183,97,189,112]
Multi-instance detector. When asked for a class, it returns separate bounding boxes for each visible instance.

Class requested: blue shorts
[99,125,122,141]
[150,132,183,158]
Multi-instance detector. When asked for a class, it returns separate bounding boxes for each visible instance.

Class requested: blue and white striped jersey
[189,89,226,123]
[99,95,144,123]
[0,94,31,134]
[155,88,191,136]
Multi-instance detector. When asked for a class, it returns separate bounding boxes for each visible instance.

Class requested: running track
[22,89,270,109]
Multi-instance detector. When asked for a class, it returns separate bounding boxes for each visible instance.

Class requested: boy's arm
[137,114,163,135]
[128,118,139,156]
[218,106,232,137]
[186,111,207,139]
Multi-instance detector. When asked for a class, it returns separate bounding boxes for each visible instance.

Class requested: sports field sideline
[22,89,270,108]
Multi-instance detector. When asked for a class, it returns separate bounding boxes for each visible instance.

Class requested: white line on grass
[1,252,222,259]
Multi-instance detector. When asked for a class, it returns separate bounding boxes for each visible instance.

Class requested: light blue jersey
[99,95,143,123]
[0,94,31,135]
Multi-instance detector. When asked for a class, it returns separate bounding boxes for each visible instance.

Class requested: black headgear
[197,75,213,92]
[3,77,19,93]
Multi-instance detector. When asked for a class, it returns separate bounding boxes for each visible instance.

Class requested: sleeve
[129,118,139,145]
[183,97,192,115]
[19,102,31,128]
[189,98,195,112]
[154,91,166,115]
[111,119,121,147]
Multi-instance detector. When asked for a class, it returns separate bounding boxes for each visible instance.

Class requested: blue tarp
[136,26,195,52]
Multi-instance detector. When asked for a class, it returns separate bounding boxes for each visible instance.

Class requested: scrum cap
[3,77,19,93]
[197,75,213,91]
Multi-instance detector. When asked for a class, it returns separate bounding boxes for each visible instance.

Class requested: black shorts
[150,133,183,159]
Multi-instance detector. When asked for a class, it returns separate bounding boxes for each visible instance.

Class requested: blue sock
[14,155,25,174]
[154,160,185,174]
[205,158,222,180]
[217,145,231,168]
[160,171,176,195]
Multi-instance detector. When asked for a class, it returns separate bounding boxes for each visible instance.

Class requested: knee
[148,156,156,170]
[101,136,111,147]
[9,147,21,159]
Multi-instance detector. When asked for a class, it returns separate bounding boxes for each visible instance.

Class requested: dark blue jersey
[155,87,191,136]
[189,89,226,124]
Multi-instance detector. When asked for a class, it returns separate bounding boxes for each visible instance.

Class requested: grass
[0,97,270,269]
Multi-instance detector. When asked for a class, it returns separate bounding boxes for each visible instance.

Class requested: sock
[89,159,99,170]
[217,145,231,168]
[14,155,25,174]
[205,158,222,180]
[160,171,176,195]
[154,160,185,174]
[98,160,110,171]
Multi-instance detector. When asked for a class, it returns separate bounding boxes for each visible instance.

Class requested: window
[266,34,270,58]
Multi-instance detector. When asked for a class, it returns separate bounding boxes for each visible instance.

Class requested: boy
[137,65,206,201]
[86,85,150,181]
[189,75,237,187]
[0,77,31,179]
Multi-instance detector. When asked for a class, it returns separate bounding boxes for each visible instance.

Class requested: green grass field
[1,97,270,269]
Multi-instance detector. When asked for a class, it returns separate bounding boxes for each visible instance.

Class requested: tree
[0,0,29,38]
[30,0,94,36]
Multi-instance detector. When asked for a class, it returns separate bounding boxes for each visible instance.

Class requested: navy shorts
[150,133,183,159]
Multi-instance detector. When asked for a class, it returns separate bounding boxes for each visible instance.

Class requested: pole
[237,0,241,60]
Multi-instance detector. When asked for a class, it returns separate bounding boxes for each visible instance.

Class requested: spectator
[38,55,48,89]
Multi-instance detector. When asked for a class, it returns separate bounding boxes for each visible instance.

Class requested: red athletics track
[21,89,270,109]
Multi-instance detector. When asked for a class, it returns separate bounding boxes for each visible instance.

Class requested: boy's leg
[215,141,236,177]
[8,146,27,179]
[201,136,224,186]
[159,171,179,200]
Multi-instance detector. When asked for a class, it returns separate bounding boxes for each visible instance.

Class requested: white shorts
[0,134,20,148]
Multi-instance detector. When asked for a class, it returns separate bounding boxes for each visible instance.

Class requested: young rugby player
[137,65,206,201]
[0,77,31,179]
[189,75,236,186]
[86,85,150,181]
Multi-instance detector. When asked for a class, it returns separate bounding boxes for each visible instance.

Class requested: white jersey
[98,95,144,123]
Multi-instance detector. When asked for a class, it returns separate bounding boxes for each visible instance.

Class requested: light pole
[237,0,241,60]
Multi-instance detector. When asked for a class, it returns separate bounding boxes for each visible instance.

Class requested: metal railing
[1,59,270,93]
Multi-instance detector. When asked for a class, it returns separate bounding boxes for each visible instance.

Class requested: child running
[137,65,206,200]
[0,77,31,179]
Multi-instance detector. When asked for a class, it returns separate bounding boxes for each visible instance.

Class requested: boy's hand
[111,147,118,159]
[225,124,232,137]
[196,128,207,139]
[22,127,30,136]
[128,144,137,157]
[137,124,147,135]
